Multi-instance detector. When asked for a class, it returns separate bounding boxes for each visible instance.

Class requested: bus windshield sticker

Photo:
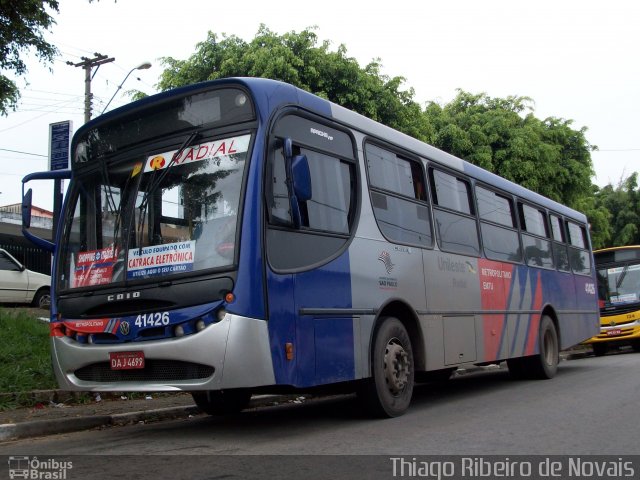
[127,241,196,279]
[610,293,638,304]
[71,246,119,288]
[144,134,250,173]
[131,161,143,178]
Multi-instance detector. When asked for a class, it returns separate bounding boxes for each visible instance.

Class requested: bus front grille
[74,360,215,383]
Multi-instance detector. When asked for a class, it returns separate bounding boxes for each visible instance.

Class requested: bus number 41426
[135,312,170,328]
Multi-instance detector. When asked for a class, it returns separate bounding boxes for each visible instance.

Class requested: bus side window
[267,139,354,235]
[567,221,591,275]
[429,168,480,257]
[297,146,353,234]
[267,143,293,226]
[476,186,521,263]
[365,142,432,247]
[550,214,570,272]
[518,202,553,269]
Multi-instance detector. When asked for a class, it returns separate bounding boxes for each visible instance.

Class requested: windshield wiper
[111,168,141,255]
[138,131,199,215]
[136,130,200,252]
[616,264,629,289]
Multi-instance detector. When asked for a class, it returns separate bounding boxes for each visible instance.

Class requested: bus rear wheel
[192,389,252,415]
[358,317,414,417]
[507,315,559,380]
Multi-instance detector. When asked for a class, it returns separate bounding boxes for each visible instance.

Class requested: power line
[594,148,640,152]
[0,95,81,133]
[0,148,47,157]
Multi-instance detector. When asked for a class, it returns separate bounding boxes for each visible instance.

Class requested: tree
[424,90,596,208]
[157,25,433,142]
[0,0,59,116]
[593,173,640,248]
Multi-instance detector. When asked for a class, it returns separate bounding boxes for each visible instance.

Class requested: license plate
[606,328,622,336]
[109,351,145,370]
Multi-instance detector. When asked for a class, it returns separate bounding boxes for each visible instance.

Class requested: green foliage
[593,173,640,248]
[0,0,59,116]
[425,90,596,210]
[158,25,433,142]
[573,184,611,250]
[0,309,56,396]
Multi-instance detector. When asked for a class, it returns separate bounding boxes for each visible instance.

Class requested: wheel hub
[384,339,410,394]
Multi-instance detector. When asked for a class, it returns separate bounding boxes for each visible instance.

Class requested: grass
[0,308,163,410]
[0,308,57,396]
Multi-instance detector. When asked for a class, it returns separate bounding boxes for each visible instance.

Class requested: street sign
[49,121,72,171]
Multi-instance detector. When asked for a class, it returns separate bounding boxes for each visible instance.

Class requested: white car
[0,248,51,309]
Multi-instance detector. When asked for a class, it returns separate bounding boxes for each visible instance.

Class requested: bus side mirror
[283,138,312,228]
[22,188,33,229]
[21,169,69,253]
[284,137,293,159]
[291,154,311,202]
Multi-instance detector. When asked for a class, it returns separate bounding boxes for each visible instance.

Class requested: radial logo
[149,155,166,170]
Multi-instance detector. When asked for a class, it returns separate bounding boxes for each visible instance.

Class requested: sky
[0,0,638,210]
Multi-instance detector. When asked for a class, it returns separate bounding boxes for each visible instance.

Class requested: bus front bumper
[582,316,640,346]
[50,313,276,392]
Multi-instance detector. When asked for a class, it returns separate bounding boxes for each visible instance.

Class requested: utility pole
[52,54,113,240]
[67,53,115,122]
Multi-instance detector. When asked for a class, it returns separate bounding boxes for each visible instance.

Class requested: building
[0,203,53,274]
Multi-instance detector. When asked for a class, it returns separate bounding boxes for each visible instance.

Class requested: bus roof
[80,77,588,224]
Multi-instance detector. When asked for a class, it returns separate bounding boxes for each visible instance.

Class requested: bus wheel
[358,317,414,417]
[592,343,608,357]
[508,315,559,380]
[535,315,559,378]
[192,389,252,415]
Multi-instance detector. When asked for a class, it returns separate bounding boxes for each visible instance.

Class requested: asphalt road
[1,351,639,479]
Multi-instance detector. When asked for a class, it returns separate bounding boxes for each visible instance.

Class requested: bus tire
[358,317,414,417]
[592,343,608,357]
[192,389,252,415]
[508,315,559,379]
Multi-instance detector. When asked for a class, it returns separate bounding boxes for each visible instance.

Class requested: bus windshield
[58,132,251,291]
[597,262,640,308]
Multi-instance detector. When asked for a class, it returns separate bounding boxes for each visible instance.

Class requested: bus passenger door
[264,117,358,388]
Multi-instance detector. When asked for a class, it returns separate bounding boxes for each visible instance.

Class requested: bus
[22,78,599,417]
[582,246,640,356]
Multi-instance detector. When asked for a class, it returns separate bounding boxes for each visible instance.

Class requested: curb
[0,395,291,442]
[0,415,113,442]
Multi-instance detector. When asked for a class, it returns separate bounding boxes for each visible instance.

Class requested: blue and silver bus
[22,78,599,417]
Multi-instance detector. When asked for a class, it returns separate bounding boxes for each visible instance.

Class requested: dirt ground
[0,392,197,425]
